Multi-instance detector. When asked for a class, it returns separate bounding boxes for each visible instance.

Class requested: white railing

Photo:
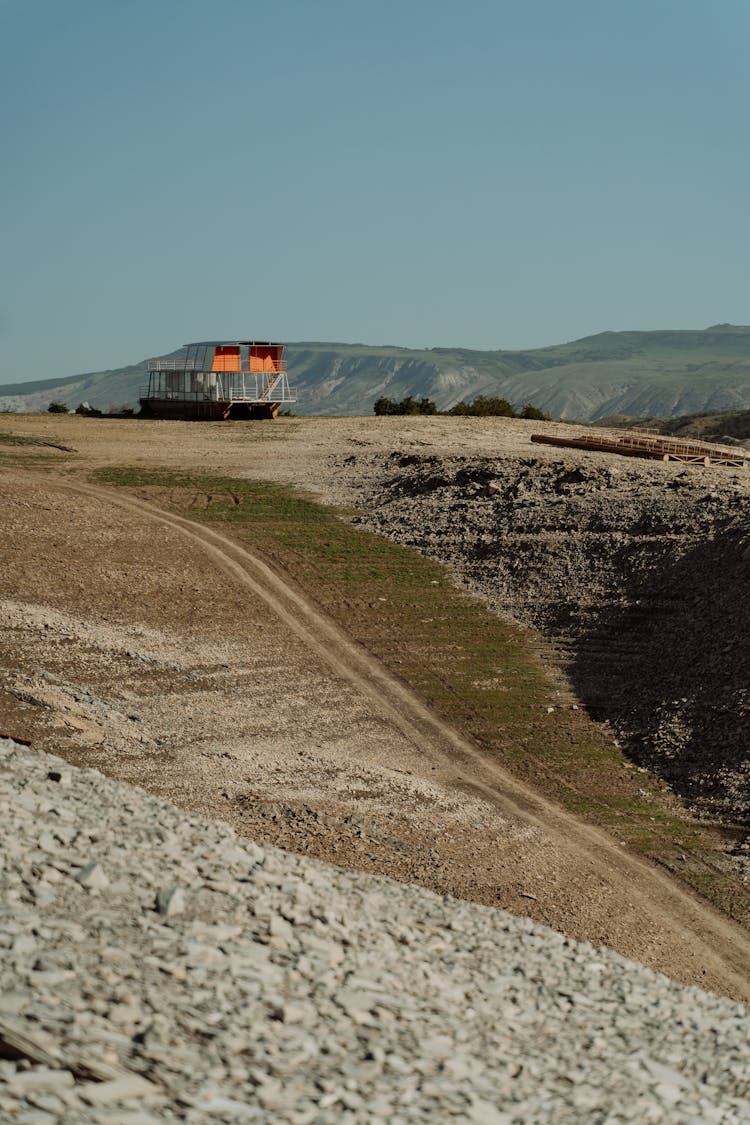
[142,372,296,403]
[147,360,287,375]
[148,359,198,370]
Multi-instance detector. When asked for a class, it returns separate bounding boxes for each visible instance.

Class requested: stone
[155,886,185,917]
[74,862,109,890]
[77,1074,159,1105]
[7,1068,75,1093]
[46,770,72,786]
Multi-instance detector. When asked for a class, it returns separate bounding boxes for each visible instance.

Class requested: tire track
[55,477,750,1000]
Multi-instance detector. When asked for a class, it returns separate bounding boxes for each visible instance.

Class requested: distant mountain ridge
[2,325,750,421]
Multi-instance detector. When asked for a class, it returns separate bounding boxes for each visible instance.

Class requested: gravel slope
[2,736,750,1124]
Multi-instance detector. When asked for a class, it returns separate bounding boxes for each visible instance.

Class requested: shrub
[374,394,551,420]
[374,396,437,416]
[48,401,69,413]
[447,395,514,417]
[519,403,549,421]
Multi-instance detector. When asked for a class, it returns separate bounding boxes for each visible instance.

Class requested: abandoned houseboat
[140,341,295,420]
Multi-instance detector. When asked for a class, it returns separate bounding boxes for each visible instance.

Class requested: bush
[48,401,69,413]
[374,396,437,416]
[74,402,102,416]
[374,397,399,415]
[447,395,514,417]
[519,403,549,421]
[374,394,551,420]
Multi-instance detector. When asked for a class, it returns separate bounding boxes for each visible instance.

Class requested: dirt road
[3,415,750,999]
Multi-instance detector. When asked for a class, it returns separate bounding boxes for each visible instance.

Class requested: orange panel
[212,346,241,372]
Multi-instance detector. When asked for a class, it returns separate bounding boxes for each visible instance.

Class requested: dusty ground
[3,413,750,1001]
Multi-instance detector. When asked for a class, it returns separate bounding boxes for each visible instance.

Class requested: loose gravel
[2,736,750,1123]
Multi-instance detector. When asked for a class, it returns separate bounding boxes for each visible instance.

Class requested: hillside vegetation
[2,324,750,421]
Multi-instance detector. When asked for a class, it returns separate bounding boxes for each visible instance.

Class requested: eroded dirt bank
[324,449,750,836]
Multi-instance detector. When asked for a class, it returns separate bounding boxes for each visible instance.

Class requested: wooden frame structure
[140,341,295,420]
[530,431,750,469]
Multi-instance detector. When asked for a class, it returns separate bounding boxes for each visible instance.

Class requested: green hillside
[2,325,750,421]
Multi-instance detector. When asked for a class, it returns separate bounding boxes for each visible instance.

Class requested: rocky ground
[324,447,750,834]
[4,414,750,1118]
[8,463,749,999]
[3,734,750,1124]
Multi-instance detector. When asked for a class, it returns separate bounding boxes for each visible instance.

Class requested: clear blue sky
[2,0,749,382]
